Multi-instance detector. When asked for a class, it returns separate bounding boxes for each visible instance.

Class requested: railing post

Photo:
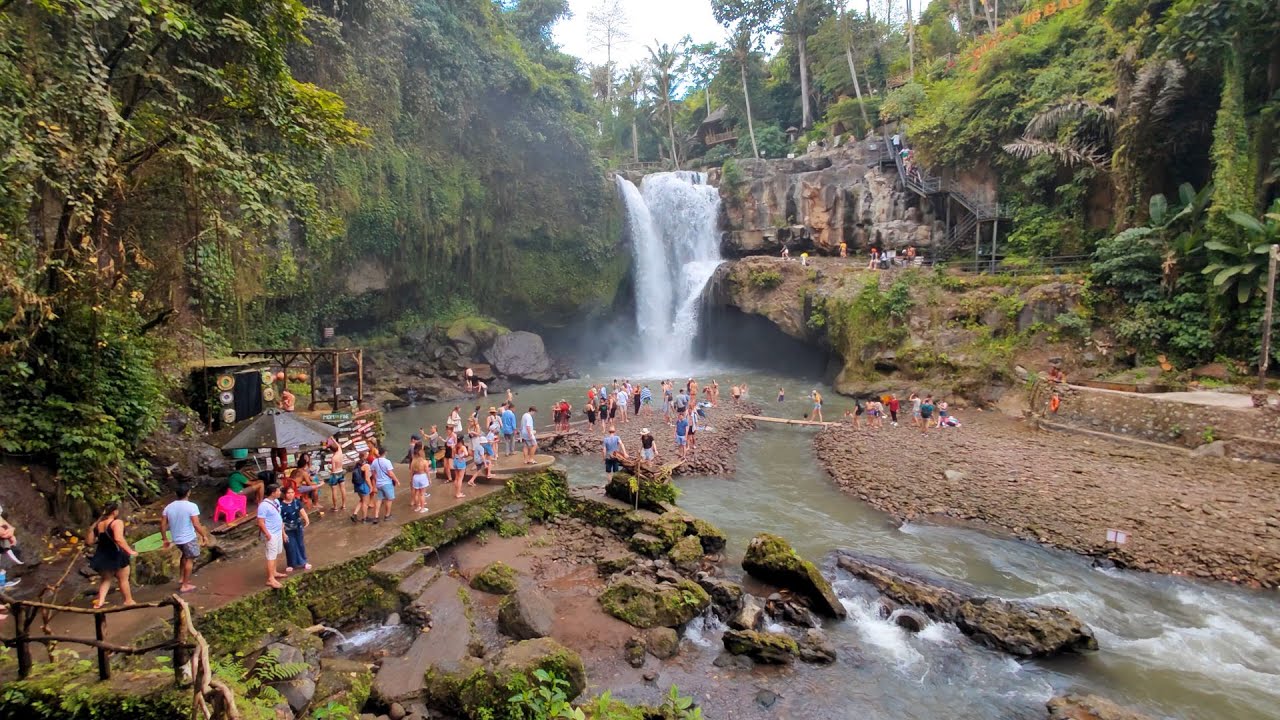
[15,605,32,679]
[172,600,187,685]
[94,611,110,680]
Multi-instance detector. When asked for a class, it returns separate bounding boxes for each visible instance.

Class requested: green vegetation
[472,561,520,595]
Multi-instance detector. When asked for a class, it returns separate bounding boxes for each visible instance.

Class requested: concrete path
[1070,385,1256,409]
[23,454,555,657]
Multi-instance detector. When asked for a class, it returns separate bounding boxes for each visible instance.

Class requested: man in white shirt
[160,484,210,593]
[256,484,285,589]
[520,406,538,465]
[369,447,400,523]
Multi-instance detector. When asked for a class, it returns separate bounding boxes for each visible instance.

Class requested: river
[384,368,1280,720]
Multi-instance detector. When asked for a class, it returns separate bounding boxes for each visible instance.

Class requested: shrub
[748,268,783,289]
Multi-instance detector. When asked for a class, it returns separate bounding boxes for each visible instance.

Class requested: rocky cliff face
[712,142,939,258]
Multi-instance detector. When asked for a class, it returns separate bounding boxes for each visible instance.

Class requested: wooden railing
[703,130,739,146]
[0,592,240,718]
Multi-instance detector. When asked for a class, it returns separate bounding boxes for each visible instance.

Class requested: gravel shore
[813,413,1280,588]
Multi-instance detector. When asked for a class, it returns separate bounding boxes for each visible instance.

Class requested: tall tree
[714,0,818,129]
[586,0,630,102]
[839,6,873,133]
[731,29,762,158]
[686,42,721,115]
[620,64,647,162]
[646,41,686,168]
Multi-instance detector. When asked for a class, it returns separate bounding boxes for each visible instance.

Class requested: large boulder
[470,561,518,595]
[485,331,555,382]
[696,575,744,615]
[742,533,846,619]
[1046,694,1154,720]
[599,576,711,629]
[667,535,704,572]
[312,658,374,716]
[454,638,586,716]
[445,317,508,358]
[721,630,798,665]
[835,551,1098,657]
[498,584,555,640]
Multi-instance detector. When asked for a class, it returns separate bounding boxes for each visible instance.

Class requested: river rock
[1191,440,1226,458]
[722,629,798,665]
[498,584,555,640]
[696,574,744,614]
[891,608,930,633]
[730,594,766,631]
[667,535,704,572]
[599,576,711,629]
[470,561,518,595]
[278,677,317,713]
[597,552,638,576]
[485,331,555,382]
[742,533,846,619]
[629,532,669,557]
[625,636,646,668]
[454,638,586,715]
[798,628,837,664]
[835,551,1098,657]
[645,627,680,659]
[778,599,821,629]
[1046,693,1154,720]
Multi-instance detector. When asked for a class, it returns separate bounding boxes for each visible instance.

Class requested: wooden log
[95,612,110,680]
[737,414,838,428]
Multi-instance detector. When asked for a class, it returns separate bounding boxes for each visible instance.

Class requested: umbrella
[219,409,339,451]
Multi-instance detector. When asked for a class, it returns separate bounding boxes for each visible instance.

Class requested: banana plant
[1203,199,1280,303]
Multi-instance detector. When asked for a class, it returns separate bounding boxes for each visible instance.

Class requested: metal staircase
[879,130,1010,265]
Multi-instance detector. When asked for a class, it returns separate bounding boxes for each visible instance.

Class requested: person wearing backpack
[349,452,373,523]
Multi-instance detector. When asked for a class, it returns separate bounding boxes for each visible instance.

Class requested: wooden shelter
[232,347,364,412]
[696,107,738,147]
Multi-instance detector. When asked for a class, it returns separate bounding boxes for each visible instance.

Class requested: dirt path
[813,413,1280,588]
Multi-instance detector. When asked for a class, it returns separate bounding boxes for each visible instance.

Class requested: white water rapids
[615,171,723,369]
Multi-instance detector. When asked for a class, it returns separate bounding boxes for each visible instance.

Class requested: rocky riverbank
[541,399,762,476]
[813,413,1280,588]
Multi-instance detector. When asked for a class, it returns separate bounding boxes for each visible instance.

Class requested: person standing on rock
[920,396,935,432]
[350,454,373,523]
[280,485,311,572]
[888,395,901,427]
[909,393,922,428]
[449,406,463,435]
[810,389,824,423]
[160,484,209,594]
[451,441,470,498]
[777,387,785,403]
[521,406,538,465]
[463,366,475,394]
[603,425,627,482]
[468,429,491,487]
[640,427,657,463]
[640,385,653,417]
[586,396,598,431]
[633,385,642,416]
[501,403,517,456]
[617,385,630,423]
[674,413,689,460]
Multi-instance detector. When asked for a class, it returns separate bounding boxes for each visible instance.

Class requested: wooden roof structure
[696,106,738,147]
[232,347,364,412]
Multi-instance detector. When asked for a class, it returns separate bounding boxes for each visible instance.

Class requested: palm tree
[839,8,872,135]
[620,64,646,163]
[646,41,684,169]
[731,29,760,160]
[1003,59,1188,227]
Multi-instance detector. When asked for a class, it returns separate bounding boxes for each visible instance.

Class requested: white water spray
[615,171,723,368]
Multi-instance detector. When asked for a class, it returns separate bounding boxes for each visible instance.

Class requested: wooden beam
[738,414,838,428]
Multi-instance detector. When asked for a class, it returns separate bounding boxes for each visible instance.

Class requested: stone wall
[1049,386,1280,461]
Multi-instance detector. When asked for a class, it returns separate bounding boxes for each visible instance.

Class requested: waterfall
[615,171,723,369]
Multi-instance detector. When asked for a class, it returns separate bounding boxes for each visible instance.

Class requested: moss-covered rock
[599,576,711,629]
[446,316,509,356]
[0,665,192,720]
[456,638,587,716]
[667,535,704,572]
[470,561,518,595]
[722,629,799,664]
[645,627,680,659]
[742,533,846,619]
[596,552,638,576]
[312,658,374,715]
[606,474,679,512]
[628,531,669,557]
[690,518,728,554]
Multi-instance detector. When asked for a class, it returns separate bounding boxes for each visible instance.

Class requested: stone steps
[370,550,423,589]
[397,565,441,603]
[373,575,473,705]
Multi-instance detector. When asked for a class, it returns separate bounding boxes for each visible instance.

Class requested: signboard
[322,412,353,423]
[1105,529,1129,545]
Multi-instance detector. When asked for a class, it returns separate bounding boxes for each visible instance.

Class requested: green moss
[199,470,572,654]
[599,577,710,629]
[470,561,519,595]
[667,535,704,570]
[0,663,191,720]
[722,629,799,664]
[605,473,679,512]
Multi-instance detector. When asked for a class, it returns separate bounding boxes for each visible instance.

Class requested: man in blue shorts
[501,403,517,456]
[602,425,628,481]
[674,414,689,460]
[368,447,400,524]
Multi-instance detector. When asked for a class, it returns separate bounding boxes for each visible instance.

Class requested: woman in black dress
[88,502,137,607]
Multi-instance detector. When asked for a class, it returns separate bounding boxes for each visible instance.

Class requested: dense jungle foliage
[0,0,618,502]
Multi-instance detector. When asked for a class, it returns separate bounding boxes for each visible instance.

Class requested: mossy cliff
[715,257,1091,403]
[198,470,572,655]
[0,662,189,720]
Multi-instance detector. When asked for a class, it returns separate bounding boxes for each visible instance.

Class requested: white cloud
[553,0,729,71]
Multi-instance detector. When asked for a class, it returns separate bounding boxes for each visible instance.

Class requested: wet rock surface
[742,533,846,619]
[1046,693,1154,720]
[498,584,555,640]
[814,414,1280,587]
[722,629,798,664]
[834,551,1097,658]
[598,576,711,629]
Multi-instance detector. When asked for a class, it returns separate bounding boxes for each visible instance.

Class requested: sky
[553,0,729,70]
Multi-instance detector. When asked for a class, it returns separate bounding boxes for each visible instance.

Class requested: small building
[696,107,738,147]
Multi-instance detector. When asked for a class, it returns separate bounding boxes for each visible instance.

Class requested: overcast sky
[553,0,729,70]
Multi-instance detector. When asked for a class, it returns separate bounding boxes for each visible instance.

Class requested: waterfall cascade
[615,171,723,370]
